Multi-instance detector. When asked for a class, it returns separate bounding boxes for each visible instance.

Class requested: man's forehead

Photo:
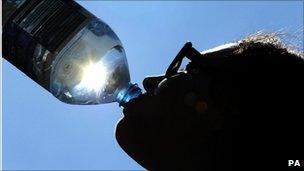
[201,42,239,55]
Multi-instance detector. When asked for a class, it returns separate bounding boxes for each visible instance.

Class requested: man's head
[116,33,304,170]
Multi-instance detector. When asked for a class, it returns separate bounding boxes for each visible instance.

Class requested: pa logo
[288,160,301,167]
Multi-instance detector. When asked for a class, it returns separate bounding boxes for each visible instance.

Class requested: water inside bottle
[50,19,131,104]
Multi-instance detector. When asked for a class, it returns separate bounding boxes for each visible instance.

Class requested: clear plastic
[50,18,131,104]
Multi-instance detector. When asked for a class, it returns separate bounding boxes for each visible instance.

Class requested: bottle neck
[116,83,142,106]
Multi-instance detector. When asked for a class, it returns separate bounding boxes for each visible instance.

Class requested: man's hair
[213,32,303,108]
[238,32,303,59]
[199,32,303,104]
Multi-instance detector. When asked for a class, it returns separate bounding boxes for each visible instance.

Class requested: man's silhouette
[116,33,304,170]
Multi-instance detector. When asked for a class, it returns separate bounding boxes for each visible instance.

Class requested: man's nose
[143,76,166,93]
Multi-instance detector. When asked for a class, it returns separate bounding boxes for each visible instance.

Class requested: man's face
[115,68,226,170]
[115,43,241,170]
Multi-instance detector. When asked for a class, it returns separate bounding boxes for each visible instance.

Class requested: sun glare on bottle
[79,61,107,93]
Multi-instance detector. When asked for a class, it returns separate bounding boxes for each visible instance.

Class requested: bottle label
[13,0,91,53]
[3,0,92,89]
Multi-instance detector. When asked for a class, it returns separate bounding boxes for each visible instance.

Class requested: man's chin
[115,118,153,170]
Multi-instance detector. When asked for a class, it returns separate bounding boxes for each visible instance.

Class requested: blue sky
[2,1,303,170]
